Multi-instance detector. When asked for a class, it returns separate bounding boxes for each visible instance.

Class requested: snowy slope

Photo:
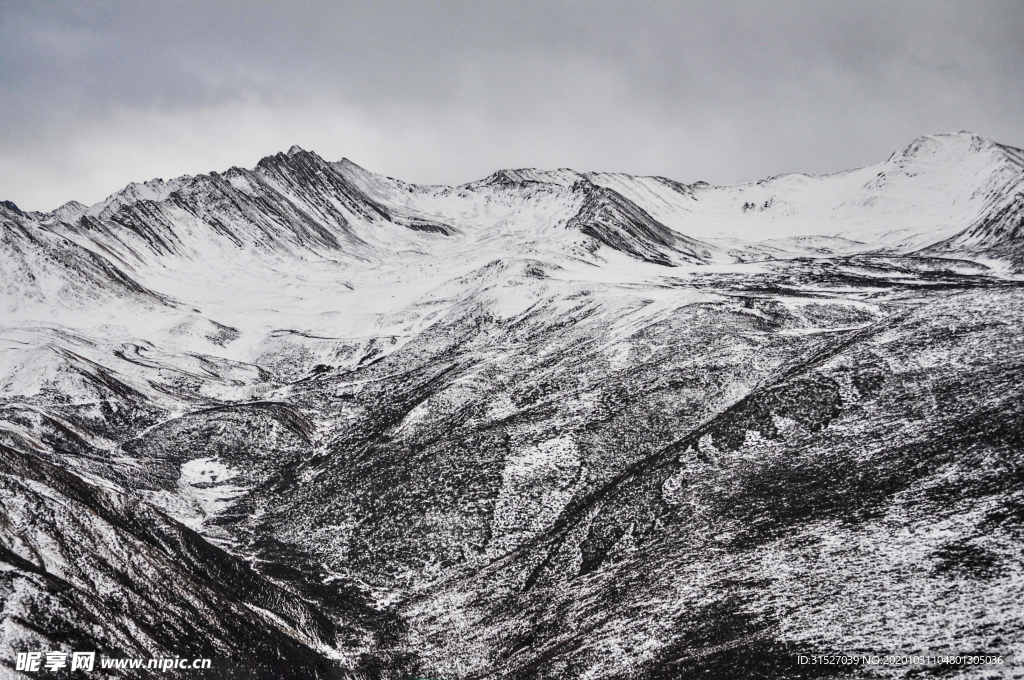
[589,132,1024,254]
[0,203,167,321]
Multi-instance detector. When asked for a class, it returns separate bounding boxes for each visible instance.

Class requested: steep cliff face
[1,134,1023,678]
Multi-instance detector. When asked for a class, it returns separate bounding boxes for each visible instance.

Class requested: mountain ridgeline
[1,132,1024,679]
[8,131,1022,277]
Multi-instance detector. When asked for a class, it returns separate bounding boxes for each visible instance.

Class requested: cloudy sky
[1,0,1022,211]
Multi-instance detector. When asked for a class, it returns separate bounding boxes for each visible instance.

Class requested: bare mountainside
[1,132,1023,678]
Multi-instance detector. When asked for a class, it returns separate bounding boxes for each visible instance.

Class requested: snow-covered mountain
[2,132,1023,678]
[23,132,1024,269]
[339,130,1024,263]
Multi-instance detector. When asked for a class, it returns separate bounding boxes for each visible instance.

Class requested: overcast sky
[1,0,1022,211]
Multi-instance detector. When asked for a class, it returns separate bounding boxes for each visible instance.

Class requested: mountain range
[1,131,1023,678]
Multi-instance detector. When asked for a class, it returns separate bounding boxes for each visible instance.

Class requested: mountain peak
[48,200,88,223]
[287,145,306,157]
[468,167,586,189]
[894,131,993,162]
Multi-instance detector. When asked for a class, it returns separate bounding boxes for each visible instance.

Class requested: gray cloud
[1,0,1022,210]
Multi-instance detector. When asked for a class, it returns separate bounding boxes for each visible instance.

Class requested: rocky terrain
[1,132,1023,678]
